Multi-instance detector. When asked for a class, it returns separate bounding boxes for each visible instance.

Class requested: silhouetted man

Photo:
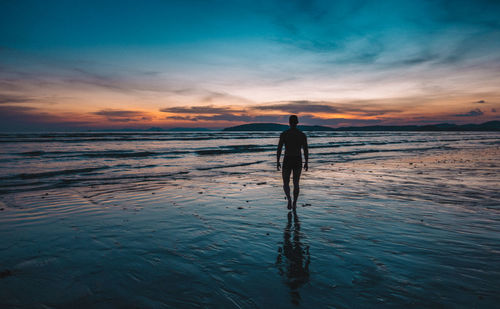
[277,115,309,210]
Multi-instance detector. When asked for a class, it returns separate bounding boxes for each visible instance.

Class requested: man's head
[289,115,298,128]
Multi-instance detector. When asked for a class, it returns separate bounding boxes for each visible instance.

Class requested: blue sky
[0,0,499,129]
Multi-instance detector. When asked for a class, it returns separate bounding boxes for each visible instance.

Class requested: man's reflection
[276,211,310,305]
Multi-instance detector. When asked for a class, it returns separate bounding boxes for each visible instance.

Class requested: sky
[0,0,500,130]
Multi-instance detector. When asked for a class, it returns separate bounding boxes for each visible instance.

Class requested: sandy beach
[0,131,499,308]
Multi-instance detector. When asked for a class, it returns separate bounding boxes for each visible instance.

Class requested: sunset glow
[1,0,499,130]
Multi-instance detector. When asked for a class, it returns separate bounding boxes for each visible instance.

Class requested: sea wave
[196,160,266,170]
[1,131,498,195]
[1,166,110,180]
[15,150,190,159]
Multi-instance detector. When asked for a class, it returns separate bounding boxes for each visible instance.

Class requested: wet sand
[1,146,499,308]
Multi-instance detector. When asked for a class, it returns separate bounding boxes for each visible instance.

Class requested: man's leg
[282,166,292,209]
[292,165,302,209]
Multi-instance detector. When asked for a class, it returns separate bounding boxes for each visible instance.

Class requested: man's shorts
[283,155,302,171]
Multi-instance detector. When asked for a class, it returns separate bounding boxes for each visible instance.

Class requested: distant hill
[223,121,500,131]
[223,123,335,131]
[337,121,500,131]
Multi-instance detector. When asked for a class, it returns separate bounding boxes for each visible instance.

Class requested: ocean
[0,131,499,307]
[1,131,498,195]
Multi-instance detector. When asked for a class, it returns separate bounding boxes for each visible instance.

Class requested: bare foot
[292,200,297,210]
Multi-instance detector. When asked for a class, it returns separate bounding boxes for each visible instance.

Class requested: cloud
[0,105,36,113]
[159,100,398,125]
[165,115,197,121]
[161,104,286,123]
[93,109,145,117]
[0,105,89,131]
[454,108,484,117]
[0,61,205,102]
[199,91,254,104]
[93,109,152,122]
[0,94,34,104]
[160,105,245,114]
[296,115,382,127]
[253,100,399,116]
[194,114,287,123]
[67,68,132,93]
[159,98,404,126]
[253,101,340,113]
[475,100,486,104]
[66,67,192,95]
[254,0,500,80]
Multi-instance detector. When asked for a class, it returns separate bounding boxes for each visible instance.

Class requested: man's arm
[303,134,309,171]
[277,133,284,171]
